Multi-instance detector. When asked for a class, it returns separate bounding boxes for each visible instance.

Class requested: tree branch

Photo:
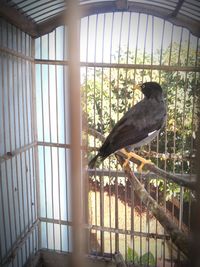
[116,153,191,257]
[88,128,192,256]
[88,128,196,190]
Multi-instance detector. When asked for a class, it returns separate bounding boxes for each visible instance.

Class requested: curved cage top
[1,0,200,37]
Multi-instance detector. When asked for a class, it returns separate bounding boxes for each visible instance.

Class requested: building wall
[0,18,38,267]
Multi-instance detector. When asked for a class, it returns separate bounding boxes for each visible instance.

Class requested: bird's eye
[142,85,145,89]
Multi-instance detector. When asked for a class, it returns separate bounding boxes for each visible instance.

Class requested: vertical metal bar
[30,147,36,229]
[13,27,22,266]
[143,15,150,265]
[20,32,31,259]
[24,36,32,259]
[84,16,90,254]
[133,12,141,103]
[100,175,104,254]
[179,72,187,232]
[143,15,149,66]
[156,19,166,267]
[26,58,34,232]
[188,37,198,231]
[68,1,84,266]
[40,37,48,247]
[63,28,70,251]
[93,14,98,256]
[24,52,34,250]
[126,12,131,66]
[17,29,27,262]
[132,13,141,261]
[55,28,62,252]
[168,25,174,66]
[134,13,140,66]
[100,13,106,256]
[10,24,18,236]
[114,12,123,253]
[124,12,131,261]
[149,15,154,82]
[31,36,41,249]
[20,54,28,261]
[124,177,127,261]
[26,55,35,238]
[174,27,184,263]
[7,25,18,254]
[166,23,174,267]
[124,12,131,112]
[159,20,166,68]
[139,14,147,263]
[47,32,55,250]
[27,146,33,227]
[108,12,114,255]
[15,27,24,264]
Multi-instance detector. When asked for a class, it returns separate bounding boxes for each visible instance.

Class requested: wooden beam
[167,0,185,18]
[36,11,65,37]
[116,0,128,10]
[0,1,38,37]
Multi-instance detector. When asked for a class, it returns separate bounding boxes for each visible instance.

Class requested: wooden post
[67,1,85,266]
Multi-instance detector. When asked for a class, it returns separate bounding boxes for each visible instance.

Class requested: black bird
[89,81,166,170]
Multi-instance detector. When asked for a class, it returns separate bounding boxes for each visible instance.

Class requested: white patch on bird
[148,130,157,136]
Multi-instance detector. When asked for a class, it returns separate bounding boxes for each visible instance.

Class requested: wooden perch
[88,128,196,190]
[116,154,191,257]
[88,128,193,257]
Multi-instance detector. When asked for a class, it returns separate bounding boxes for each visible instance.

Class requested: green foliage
[140,252,156,266]
[127,247,156,266]
[127,247,139,263]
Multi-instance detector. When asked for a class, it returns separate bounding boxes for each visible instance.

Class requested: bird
[89,81,166,171]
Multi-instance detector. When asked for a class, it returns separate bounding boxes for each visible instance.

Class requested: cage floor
[26,249,116,267]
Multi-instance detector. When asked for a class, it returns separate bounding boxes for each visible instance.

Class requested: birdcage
[0,1,200,267]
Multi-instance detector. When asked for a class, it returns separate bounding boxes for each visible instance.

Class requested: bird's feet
[137,159,152,173]
[121,149,153,173]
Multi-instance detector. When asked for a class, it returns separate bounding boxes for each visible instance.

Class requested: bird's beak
[133,83,142,91]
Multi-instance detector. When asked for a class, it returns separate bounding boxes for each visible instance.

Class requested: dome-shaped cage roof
[0,0,199,37]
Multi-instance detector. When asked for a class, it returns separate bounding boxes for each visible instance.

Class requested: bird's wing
[99,97,166,157]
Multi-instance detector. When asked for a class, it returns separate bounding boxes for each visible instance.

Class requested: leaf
[127,247,139,263]
[140,252,156,266]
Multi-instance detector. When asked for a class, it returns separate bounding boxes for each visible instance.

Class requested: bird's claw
[137,159,152,173]
[121,149,153,173]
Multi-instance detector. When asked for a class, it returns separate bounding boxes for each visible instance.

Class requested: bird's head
[134,82,163,99]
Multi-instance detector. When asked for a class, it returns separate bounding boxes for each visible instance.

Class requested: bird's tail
[88,154,99,169]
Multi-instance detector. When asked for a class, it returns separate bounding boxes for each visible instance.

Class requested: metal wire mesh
[0,18,38,267]
[81,12,199,266]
